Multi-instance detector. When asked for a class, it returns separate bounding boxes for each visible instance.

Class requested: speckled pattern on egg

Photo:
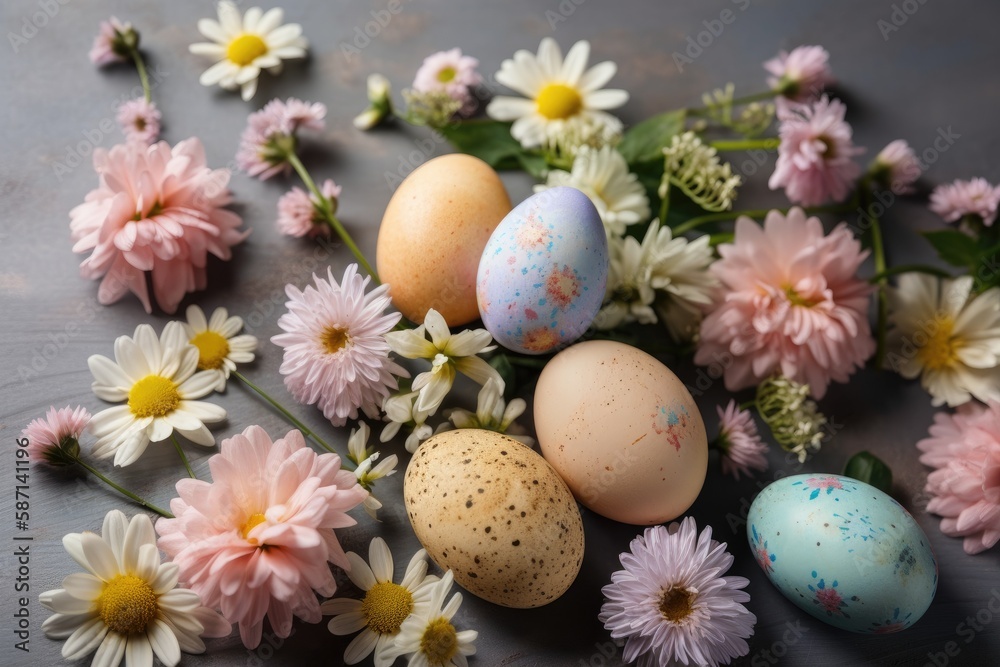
[404,429,585,608]
[477,187,608,355]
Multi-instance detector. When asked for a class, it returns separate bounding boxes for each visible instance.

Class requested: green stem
[659,179,671,224]
[672,203,855,235]
[171,435,196,479]
[505,355,550,370]
[688,90,778,116]
[709,138,780,152]
[130,49,151,102]
[869,214,889,369]
[287,152,380,282]
[739,400,756,411]
[74,458,173,518]
[869,264,951,282]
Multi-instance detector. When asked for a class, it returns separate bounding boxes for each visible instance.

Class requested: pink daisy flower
[917,401,1000,554]
[70,138,247,314]
[276,180,341,238]
[89,16,134,66]
[716,400,768,480]
[599,517,755,666]
[116,98,162,145]
[271,264,408,426]
[21,406,91,466]
[412,48,483,115]
[872,139,921,195]
[695,208,875,398]
[769,95,864,206]
[155,425,367,649]
[236,98,326,180]
[764,45,833,103]
[929,178,1000,227]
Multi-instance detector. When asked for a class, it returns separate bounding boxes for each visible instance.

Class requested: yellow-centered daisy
[385,570,478,667]
[173,305,257,392]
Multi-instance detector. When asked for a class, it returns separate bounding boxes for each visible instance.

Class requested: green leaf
[439,120,525,170]
[489,353,517,399]
[843,451,893,493]
[922,230,982,269]
[618,110,687,165]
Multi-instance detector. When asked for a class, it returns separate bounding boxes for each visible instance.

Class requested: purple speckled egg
[476,187,608,355]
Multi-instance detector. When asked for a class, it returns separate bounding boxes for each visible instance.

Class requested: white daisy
[534,146,650,236]
[190,1,308,101]
[385,309,503,416]
[487,38,628,149]
[321,538,437,667]
[171,305,257,392]
[385,570,478,667]
[88,324,227,467]
[437,378,535,446]
[886,274,1000,407]
[40,510,230,667]
[380,391,435,454]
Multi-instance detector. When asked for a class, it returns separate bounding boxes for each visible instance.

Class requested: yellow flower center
[320,326,351,354]
[659,586,695,623]
[226,33,268,66]
[916,316,962,371]
[437,66,457,83]
[361,581,414,635]
[241,513,267,540]
[419,616,459,664]
[190,331,231,370]
[784,284,822,308]
[97,574,158,635]
[128,375,180,418]
[536,83,583,120]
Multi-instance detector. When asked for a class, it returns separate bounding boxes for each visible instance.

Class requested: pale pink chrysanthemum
[70,138,247,314]
[116,98,162,145]
[764,45,833,103]
[155,425,367,649]
[929,178,1000,227]
[769,96,864,206]
[412,48,483,115]
[873,139,921,195]
[917,401,1000,554]
[695,208,875,398]
[21,406,91,466]
[599,517,755,666]
[716,400,768,480]
[89,16,132,66]
[276,179,341,238]
[235,98,326,180]
[272,264,408,426]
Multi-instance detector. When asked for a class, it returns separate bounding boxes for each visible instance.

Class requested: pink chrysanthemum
[769,95,864,206]
[917,401,1000,554]
[412,48,483,115]
[21,406,91,466]
[235,98,326,180]
[116,98,162,145]
[89,16,132,66]
[272,264,407,426]
[70,138,247,314]
[156,425,367,649]
[695,208,875,398]
[599,517,755,666]
[276,180,341,238]
[929,178,1000,227]
[764,45,833,103]
[716,400,768,480]
[873,139,921,195]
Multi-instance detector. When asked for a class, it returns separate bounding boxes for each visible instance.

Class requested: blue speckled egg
[747,474,937,634]
[476,187,608,355]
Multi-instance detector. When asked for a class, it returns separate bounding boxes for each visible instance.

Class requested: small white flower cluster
[661,131,742,212]
[755,376,828,462]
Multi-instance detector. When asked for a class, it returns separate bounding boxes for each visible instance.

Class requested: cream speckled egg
[377,154,511,326]
[404,429,584,608]
[534,340,708,525]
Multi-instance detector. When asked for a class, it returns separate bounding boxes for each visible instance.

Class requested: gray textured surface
[2,1,1000,666]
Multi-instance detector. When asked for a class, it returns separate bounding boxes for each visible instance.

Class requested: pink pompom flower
[917,401,1000,554]
[276,179,341,238]
[695,208,876,398]
[21,406,91,466]
[89,16,135,66]
[70,138,247,314]
[769,95,864,206]
[716,400,769,480]
[412,48,483,115]
[236,98,326,180]
[116,98,161,145]
[156,425,367,649]
[871,139,921,195]
[764,45,833,103]
[929,178,1000,227]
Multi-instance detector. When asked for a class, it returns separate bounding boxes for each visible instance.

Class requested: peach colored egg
[534,340,708,525]
[376,154,511,326]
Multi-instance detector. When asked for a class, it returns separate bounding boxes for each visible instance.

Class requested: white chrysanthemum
[88,324,227,467]
[594,220,718,341]
[172,305,257,392]
[886,274,1000,407]
[321,538,437,667]
[535,146,649,236]
[487,38,628,149]
[40,511,230,667]
[385,571,478,667]
[190,1,308,101]
[437,378,534,446]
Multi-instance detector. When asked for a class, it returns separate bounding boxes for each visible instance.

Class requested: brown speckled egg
[404,429,584,608]
[376,154,511,326]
